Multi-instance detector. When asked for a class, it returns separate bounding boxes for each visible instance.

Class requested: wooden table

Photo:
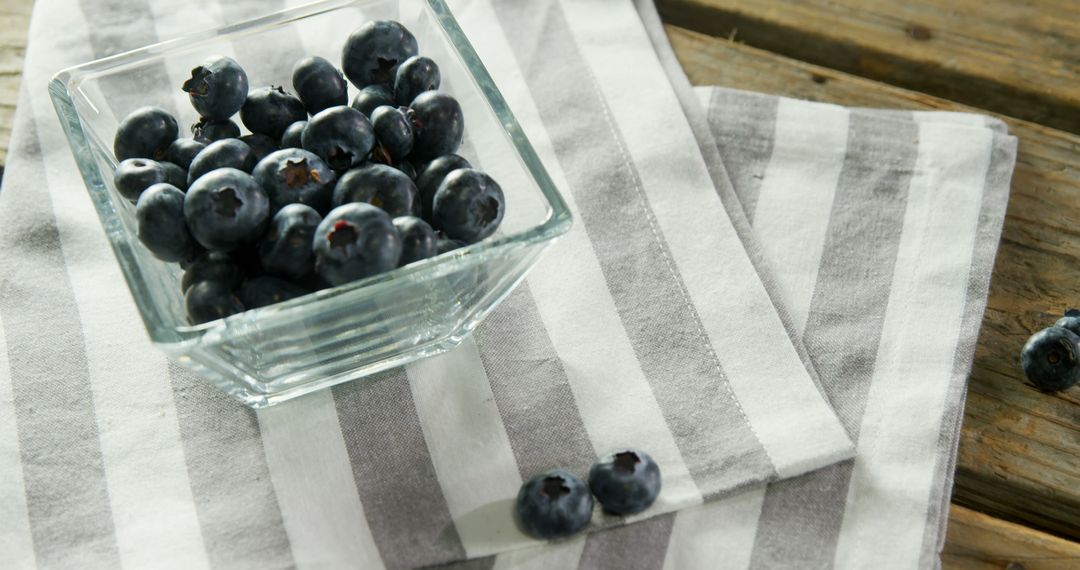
[1,0,1077,567]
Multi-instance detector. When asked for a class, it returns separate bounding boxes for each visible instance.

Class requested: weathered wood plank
[657,0,1080,135]
[665,24,1080,540]
[943,505,1080,569]
[0,0,34,176]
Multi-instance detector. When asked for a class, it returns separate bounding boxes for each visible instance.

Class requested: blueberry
[259,204,322,280]
[159,161,189,191]
[396,160,418,185]
[588,449,662,515]
[1055,313,1080,336]
[394,55,440,105]
[1020,327,1080,392]
[292,56,348,115]
[302,105,375,171]
[114,106,179,161]
[135,183,199,262]
[515,470,593,540]
[436,237,465,254]
[182,56,249,121]
[191,117,241,143]
[370,105,414,164]
[393,216,437,266]
[408,91,463,159]
[182,252,243,293]
[415,154,470,219]
[185,280,245,325]
[281,120,307,149]
[166,138,206,170]
[188,139,257,184]
[313,203,401,286]
[1067,309,1080,318]
[341,20,418,89]
[114,158,167,202]
[333,163,417,217]
[239,276,310,309]
[432,169,504,243]
[350,84,396,118]
[239,133,280,163]
[241,86,307,140]
[184,168,270,252]
[253,148,336,214]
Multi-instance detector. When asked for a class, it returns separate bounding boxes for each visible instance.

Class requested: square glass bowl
[49,0,571,407]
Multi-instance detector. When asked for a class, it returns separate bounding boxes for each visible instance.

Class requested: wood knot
[906,24,933,41]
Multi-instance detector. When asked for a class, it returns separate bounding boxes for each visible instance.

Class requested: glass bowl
[48,0,571,407]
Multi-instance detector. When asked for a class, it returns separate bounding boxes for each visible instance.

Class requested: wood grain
[943,505,1080,569]
[657,0,1080,135]
[666,24,1080,540]
[0,0,33,176]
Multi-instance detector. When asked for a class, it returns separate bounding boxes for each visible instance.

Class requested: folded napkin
[0,0,857,568]
[433,3,1017,567]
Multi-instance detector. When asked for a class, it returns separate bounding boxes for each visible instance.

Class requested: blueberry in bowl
[182,55,249,121]
[241,86,308,141]
[184,168,270,252]
[432,168,505,243]
[302,105,375,171]
[113,106,178,161]
[341,19,418,89]
[52,1,571,407]
[253,148,336,214]
[333,162,416,217]
[313,202,402,286]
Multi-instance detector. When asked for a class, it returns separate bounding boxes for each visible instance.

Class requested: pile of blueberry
[1020,309,1080,392]
[113,20,506,325]
[516,448,662,540]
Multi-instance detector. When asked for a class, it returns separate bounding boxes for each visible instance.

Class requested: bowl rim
[47,0,572,345]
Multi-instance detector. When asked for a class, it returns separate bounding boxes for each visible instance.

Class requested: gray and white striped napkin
[434,2,1016,567]
[0,0,859,568]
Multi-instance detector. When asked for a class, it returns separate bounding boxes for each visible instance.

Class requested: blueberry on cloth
[515,470,593,540]
[588,449,662,515]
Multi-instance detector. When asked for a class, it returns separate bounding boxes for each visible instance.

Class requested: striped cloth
[432,3,1017,567]
[0,0,862,569]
